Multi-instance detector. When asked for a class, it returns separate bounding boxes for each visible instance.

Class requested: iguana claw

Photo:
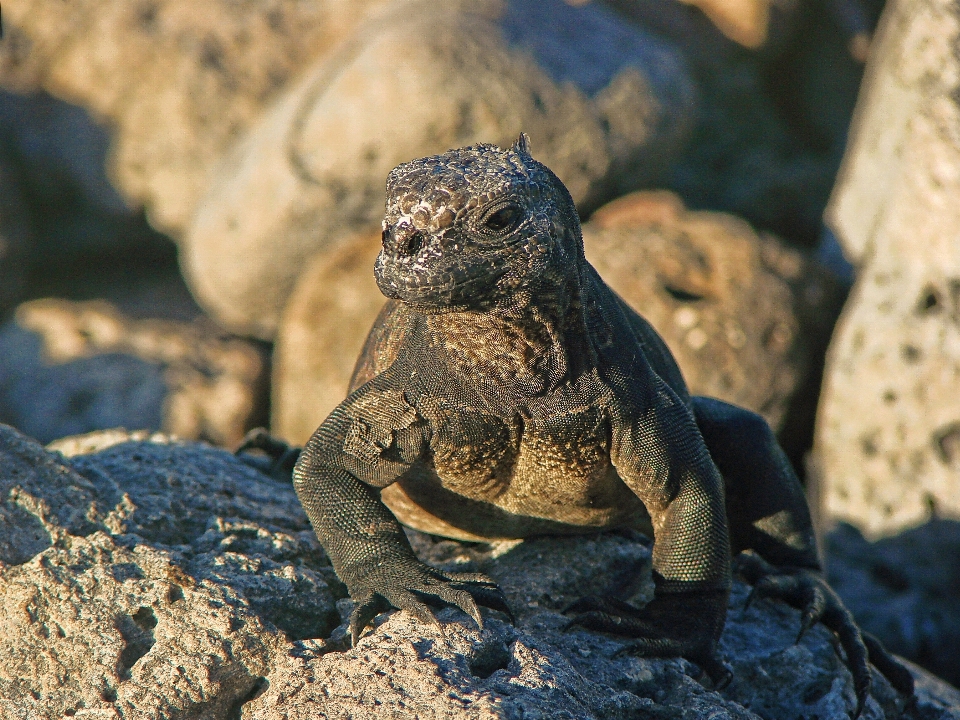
[346,563,513,644]
[563,590,731,689]
[736,552,914,718]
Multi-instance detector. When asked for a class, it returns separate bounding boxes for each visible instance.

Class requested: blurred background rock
[0,0,957,691]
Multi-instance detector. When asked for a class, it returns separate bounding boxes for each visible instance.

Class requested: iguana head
[375,134,584,312]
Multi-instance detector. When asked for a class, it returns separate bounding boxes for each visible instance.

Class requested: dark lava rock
[828,520,960,688]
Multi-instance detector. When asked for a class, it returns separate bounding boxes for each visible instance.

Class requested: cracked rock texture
[817,0,960,536]
[182,0,696,338]
[271,192,844,468]
[1,426,957,718]
[0,299,268,445]
[0,425,340,720]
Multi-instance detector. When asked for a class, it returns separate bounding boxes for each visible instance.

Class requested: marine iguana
[244,135,913,716]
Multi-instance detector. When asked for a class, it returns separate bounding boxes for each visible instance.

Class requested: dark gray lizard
[249,135,913,717]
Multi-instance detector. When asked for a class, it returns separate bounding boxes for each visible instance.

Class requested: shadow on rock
[828,519,960,688]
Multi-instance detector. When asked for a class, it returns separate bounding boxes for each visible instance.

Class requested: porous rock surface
[0,427,960,720]
[182,0,696,338]
[271,192,844,455]
[0,299,267,445]
[816,0,960,536]
[1,425,958,718]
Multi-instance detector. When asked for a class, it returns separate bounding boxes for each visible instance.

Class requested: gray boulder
[827,519,960,689]
[182,0,696,338]
[2,426,953,718]
[0,425,337,719]
[0,299,268,445]
[0,90,175,267]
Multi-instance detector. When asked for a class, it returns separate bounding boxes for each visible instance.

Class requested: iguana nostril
[382,225,425,257]
[402,231,425,256]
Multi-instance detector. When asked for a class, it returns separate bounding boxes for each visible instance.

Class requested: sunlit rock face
[818,0,960,538]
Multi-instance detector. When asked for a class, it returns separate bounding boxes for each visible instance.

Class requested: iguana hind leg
[693,397,914,716]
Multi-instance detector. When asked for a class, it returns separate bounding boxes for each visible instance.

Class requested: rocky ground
[0,426,957,720]
[0,0,958,715]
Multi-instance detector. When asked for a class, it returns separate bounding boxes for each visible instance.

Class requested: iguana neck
[425,273,595,403]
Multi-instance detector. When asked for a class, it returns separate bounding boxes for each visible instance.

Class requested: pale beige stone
[818,0,960,537]
[181,0,695,338]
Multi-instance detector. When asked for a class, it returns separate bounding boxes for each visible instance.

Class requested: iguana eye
[482,203,523,233]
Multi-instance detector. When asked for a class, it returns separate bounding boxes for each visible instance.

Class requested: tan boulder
[181,0,696,339]
[272,229,383,445]
[816,0,960,537]
[586,192,843,451]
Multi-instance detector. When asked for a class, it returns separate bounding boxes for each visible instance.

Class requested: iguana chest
[381,370,648,538]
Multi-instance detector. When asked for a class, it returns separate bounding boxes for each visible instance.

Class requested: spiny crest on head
[513,132,532,157]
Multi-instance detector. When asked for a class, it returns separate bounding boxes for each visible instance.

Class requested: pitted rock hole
[226,676,269,720]
[662,283,705,303]
[110,563,144,583]
[116,606,158,680]
[917,285,942,314]
[0,502,52,565]
[469,640,513,679]
[934,422,960,465]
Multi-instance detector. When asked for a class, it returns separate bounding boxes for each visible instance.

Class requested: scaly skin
[281,135,913,716]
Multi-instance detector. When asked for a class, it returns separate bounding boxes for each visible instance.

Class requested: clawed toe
[349,593,392,645]
[863,632,914,697]
[562,591,732,691]
[563,595,643,635]
[694,652,734,690]
[466,584,515,623]
[347,567,514,644]
[736,557,916,717]
[234,427,301,479]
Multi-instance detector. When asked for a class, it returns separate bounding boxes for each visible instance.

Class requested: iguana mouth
[374,255,514,311]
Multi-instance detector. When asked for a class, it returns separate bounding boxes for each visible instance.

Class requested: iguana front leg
[292,384,511,643]
[566,377,733,687]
